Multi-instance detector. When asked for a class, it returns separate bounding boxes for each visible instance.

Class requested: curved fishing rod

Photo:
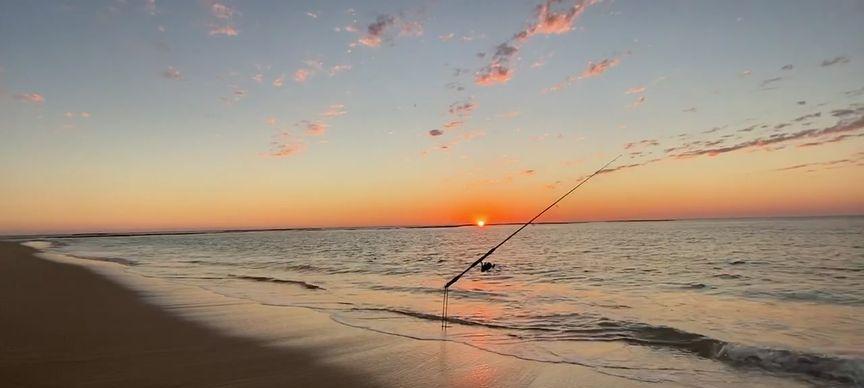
[441,154,622,328]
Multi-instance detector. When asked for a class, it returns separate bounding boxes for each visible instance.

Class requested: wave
[349,307,863,385]
[229,274,325,290]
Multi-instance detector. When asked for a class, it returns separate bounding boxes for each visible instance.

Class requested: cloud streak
[543,56,622,93]
[207,2,239,36]
[475,0,600,86]
[673,111,864,158]
[162,66,182,80]
[13,92,44,104]
[821,56,850,67]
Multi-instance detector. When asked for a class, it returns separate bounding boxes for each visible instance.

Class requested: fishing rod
[440,154,621,328]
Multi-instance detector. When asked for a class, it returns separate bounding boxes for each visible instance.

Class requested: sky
[1,0,863,234]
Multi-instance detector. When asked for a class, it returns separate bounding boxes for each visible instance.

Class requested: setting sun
[476,220,486,227]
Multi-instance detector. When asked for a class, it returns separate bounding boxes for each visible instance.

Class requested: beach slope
[0,242,376,387]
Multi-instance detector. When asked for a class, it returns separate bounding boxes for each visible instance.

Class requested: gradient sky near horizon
[1,0,863,234]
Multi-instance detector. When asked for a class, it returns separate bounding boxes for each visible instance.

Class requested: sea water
[37,217,864,386]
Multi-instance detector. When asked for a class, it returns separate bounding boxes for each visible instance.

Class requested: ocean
[35,217,864,386]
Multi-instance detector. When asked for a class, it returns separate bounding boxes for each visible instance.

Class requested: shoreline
[0,241,663,387]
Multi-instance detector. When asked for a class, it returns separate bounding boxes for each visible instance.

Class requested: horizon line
[2,213,862,240]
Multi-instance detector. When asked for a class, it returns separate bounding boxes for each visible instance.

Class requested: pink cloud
[328,64,352,76]
[624,139,658,150]
[399,20,423,37]
[528,0,598,36]
[581,58,620,78]
[64,111,91,118]
[542,56,621,93]
[353,13,423,48]
[206,2,239,36]
[273,74,285,88]
[357,14,395,47]
[14,92,44,104]
[625,86,645,95]
[293,69,311,83]
[322,104,347,117]
[162,66,182,80]
[210,3,234,19]
[476,0,600,86]
[269,133,306,158]
[443,120,464,129]
[209,25,239,36]
[448,101,476,116]
[475,65,512,86]
[301,121,328,136]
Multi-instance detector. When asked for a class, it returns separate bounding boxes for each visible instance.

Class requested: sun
[476,219,486,227]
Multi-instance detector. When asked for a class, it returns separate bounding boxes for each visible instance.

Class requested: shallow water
[40,217,864,386]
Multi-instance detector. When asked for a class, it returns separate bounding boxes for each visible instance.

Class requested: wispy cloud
[64,111,91,118]
[624,139,658,149]
[792,112,821,122]
[301,121,328,136]
[207,2,239,36]
[673,110,864,158]
[273,74,285,88]
[475,43,517,86]
[268,132,306,158]
[425,130,485,153]
[328,64,352,76]
[775,157,861,172]
[527,0,597,35]
[145,0,157,15]
[598,158,662,175]
[448,101,476,116]
[476,0,600,86]
[543,56,621,93]
[162,66,182,80]
[625,86,645,95]
[781,64,794,71]
[845,86,864,97]
[629,95,645,108]
[797,133,864,148]
[760,76,783,88]
[358,15,394,47]
[581,58,620,78]
[209,25,238,36]
[352,13,423,48]
[443,120,464,129]
[293,68,311,83]
[821,56,850,67]
[322,104,347,117]
[13,92,44,104]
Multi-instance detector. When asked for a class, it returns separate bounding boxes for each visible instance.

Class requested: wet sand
[0,241,799,387]
[0,242,378,387]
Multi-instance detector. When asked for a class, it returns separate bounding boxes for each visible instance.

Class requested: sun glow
[476,220,486,227]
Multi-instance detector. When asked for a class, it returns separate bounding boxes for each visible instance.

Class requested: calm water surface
[43,217,864,386]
